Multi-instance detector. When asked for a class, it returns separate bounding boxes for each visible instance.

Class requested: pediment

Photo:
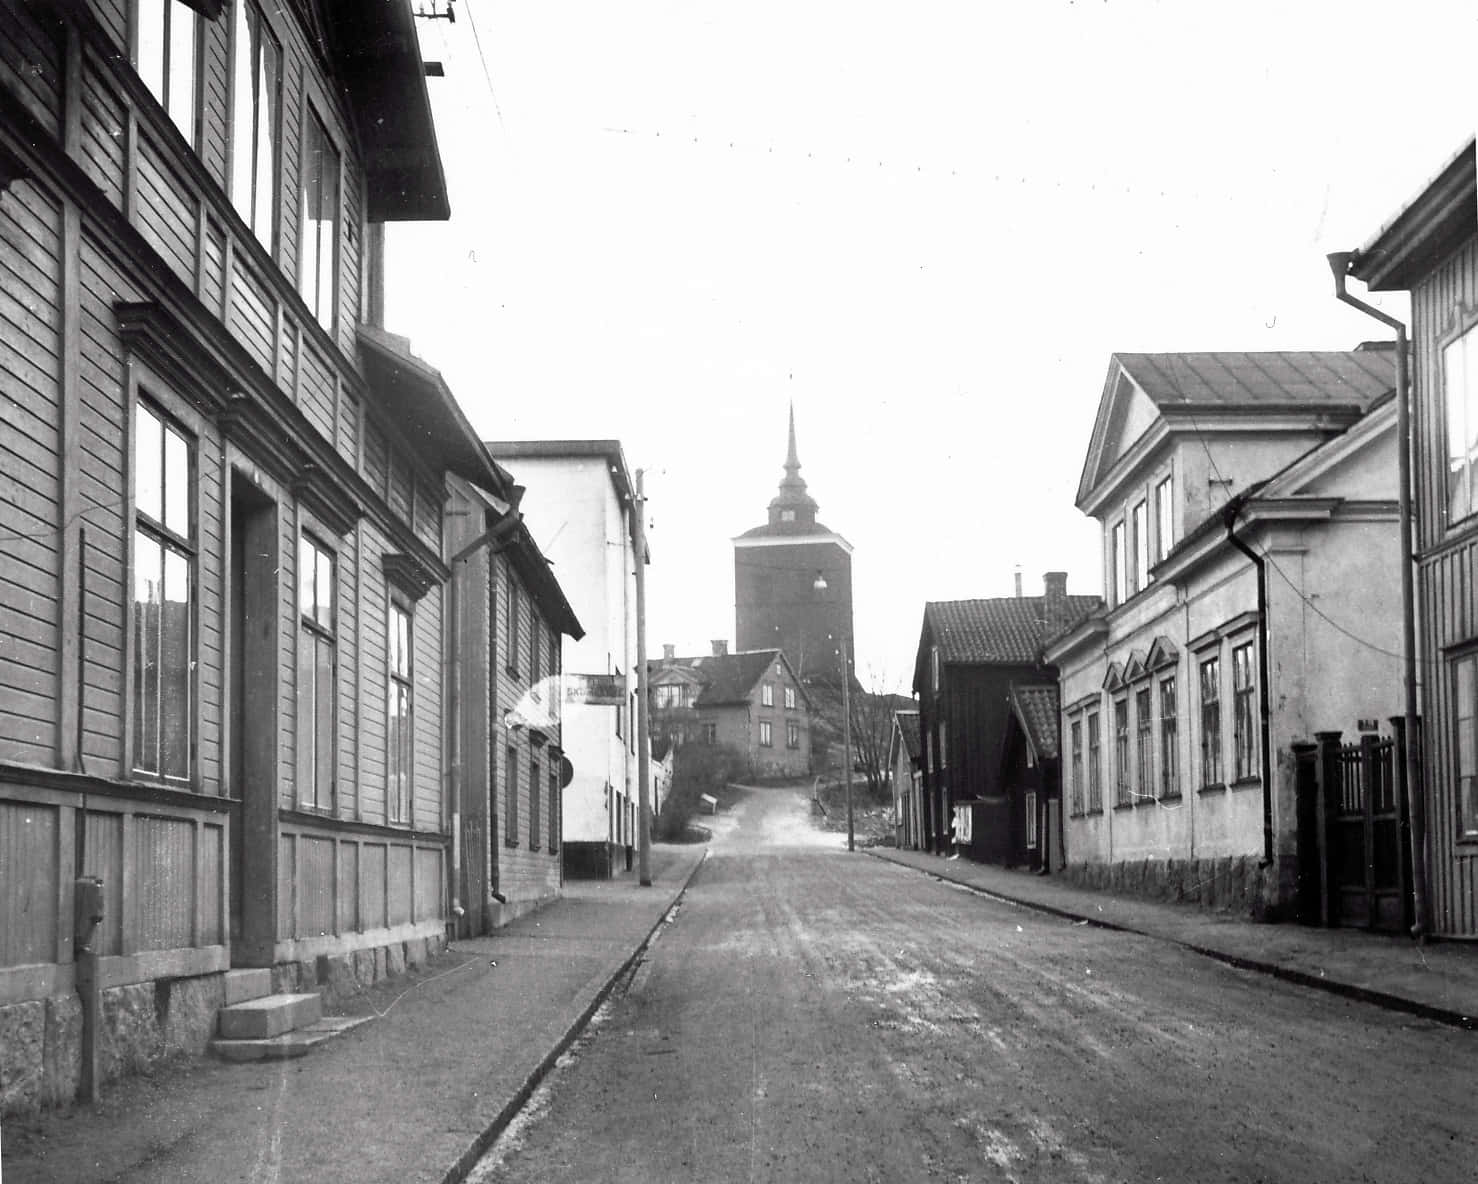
[1146,635,1180,672]
[1078,362,1163,506]
[1102,661,1126,693]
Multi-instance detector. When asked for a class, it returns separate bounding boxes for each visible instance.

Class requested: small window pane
[133,533,163,774]
[137,0,166,99]
[161,547,191,779]
[315,640,334,800]
[315,548,333,629]
[163,423,189,535]
[166,1,196,142]
[299,535,315,618]
[135,404,163,523]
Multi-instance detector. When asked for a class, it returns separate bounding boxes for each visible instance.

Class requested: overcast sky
[386,1,1477,692]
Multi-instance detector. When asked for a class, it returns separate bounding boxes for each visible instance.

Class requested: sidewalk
[0,843,708,1184]
[873,847,1478,1030]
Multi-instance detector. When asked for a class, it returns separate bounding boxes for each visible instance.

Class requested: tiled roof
[1009,684,1060,762]
[1116,350,1395,410]
[894,710,922,762]
[652,650,788,707]
[926,596,1100,665]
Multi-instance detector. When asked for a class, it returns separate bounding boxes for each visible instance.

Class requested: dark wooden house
[1000,684,1062,872]
[912,574,1095,861]
[1350,139,1478,937]
[0,0,503,1108]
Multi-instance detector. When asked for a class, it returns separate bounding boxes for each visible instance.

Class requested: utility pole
[634,469,652,886]
[841,632,855,853]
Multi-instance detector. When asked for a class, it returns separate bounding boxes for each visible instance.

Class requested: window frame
[297,102,341,333]
[1231,640,1257,782]
[1199,652,1224,789]
[387,598,414,825]
[1087,710,1102,813]
[1110,519,1127,607]
[1113,696,1131,807]
[1132,499,1149,593]
[1159,674,1180,799]
[296,531,337,812]
[1155,473,1174,562]
[784,685,796,710]
[130,393,198,786]
[529,755,541,849]
[787,720,800,749]
[228,0,282,253]
[1135,684,1153,803]
[762,682,774,708]
[548,766,560,853]
[132,0,201,149]
[505,577,520,677]
[1441,319,1478,529]
[1069,717,1084,816]
[759,719,773,747]
[1454,649,1478,840]
[504,744,519,846]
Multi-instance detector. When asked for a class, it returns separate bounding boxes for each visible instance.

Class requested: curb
[869,850,1478,1034]
[438,850,709,1184]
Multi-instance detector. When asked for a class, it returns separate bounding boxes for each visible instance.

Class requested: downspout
[1326,252,1428,941]
[1222,495,1274,868]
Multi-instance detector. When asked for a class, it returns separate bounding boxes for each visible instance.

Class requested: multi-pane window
[1199,655,1223,788]
[703,723,717,744]
[229,0,280,248]
[655,685,680,709]
[1232,642,1257,780]
[787,721,799,749]
[548,768,560,852]
[298,110,339,331]
[529,758,541,848]
[1160,676,1179,798]
[1155,475,1174,561]
[388,602,412,824]
[1135,686,1152,800]
[759,720,773,747]
[135,0,197,144]
[1443,325,1478,525]
[1111,521,1126,606]
[1113,698,1131,806]
[1132,500,1149,591]
[1454,653,1478,838]
[784,686,796,710]
[1087,711,1102,812]
[1070,719,1084,815]
[133,401,193,782]
[762,682,774,707]
[505,745,519,845]
[297,535,335,810]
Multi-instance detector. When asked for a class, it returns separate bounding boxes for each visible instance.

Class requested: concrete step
[217,992,322,1040]
[209,1016,371,1062]
[222,968,272,1007]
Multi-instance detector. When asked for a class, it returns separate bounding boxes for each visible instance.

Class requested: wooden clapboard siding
[91,0,126,52]
[199,12,228,189]
[201,217,224,317]
[278,50,301,300]
[387,844,411,925]
[136,813,196,950]
[229,258,275,376]
[296,834,334,937]
[364,419,388,497]
[412,582,441,830]
[0,179,62,764]
[196,435,225,790]
[278,506,297,803]
[358,523,389,822]
[413,475,439,552]
[337,378,358,464]
[1409,229,1478,937]
[415,844,441,922]
[336,839,358,932]
[337,173,362,355]
[387,451,411,522]
[0,800,59,968]
[298,335,334,438]
[362,842,387,929]
[78,60,125,209]
[133,132,198,288]
[0,0,63,136]
[336,522,359,815]
[83,809,124,956]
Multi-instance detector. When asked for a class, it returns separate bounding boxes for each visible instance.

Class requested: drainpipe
[1222,496,1274,868]
[1326,252,1428,942]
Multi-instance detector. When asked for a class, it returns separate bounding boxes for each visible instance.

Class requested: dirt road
[470,783,1478,1183]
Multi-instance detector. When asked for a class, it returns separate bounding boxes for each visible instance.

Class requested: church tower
[733,406,854,685]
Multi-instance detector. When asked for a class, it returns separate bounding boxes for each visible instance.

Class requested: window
[135,0,198,144]
[1159,676,1179,798]
[1025,791,1038,849]
[388,602,412,823]
[1232,642,1257,781]
[780,509,795,522]
[529,758,541,848]
[1113,698,1131,806]
[229,0,279,249]
[930,646,940,693]
[787,721,799,749]
[784,686,796,710]
[1443,325,1478,525]
[1136,686,1152,801]
[505,745,519,844]
[1199,655,1223,788]
[762,682,774,707]
[1087,712,1102,812]
[1155,475,1174,561]
[298,109,339,331]
[1455,653,1478,838]
[655,685,680,709]
[1132,500,1149,591]
[506,579,519,675]
[759,720,773,747]
[1111,520,1126,607]
[548,768,560,852]
[132,401,194,782]
[703,722,717,745]
[531,616,541,683]
[297,535,335,810]
[1069,719,1084,815]
[681,685,694,708]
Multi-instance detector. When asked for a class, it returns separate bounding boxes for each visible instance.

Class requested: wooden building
[1350,140,1478,937]
[0,0,503,1108]
[888,708,922,849]
[912,576,1096,861]
[1001,684,1062,872]
[649,644,814,778]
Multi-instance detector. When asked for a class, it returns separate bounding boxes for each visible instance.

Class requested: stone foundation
[0,932,451,1116]
[1059,854,1284,919]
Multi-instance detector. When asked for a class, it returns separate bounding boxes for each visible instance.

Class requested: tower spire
[768,402,818,526]
[785,400,801,476]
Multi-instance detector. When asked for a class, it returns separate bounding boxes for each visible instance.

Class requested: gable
[1262,402,1396,502]
[1079,364,1164,507]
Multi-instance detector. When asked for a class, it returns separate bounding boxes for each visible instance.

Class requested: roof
[733,520,852,544]
[1353,138,1476,291]
[650,649,807,709]
[1008,684,1060,763]
[923,596,1100,666]
[1112,351,1396,411]
[893,710,922,763]
[357,326,512,494]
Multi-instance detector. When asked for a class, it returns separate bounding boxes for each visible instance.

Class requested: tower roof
[766,403,819,527]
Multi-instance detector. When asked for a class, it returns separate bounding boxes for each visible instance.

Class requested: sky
[386,0,1478,693]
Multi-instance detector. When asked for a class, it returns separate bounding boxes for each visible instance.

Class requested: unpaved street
[471,785,1478,1183]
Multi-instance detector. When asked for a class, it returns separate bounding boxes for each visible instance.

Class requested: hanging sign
[562,674,625,706]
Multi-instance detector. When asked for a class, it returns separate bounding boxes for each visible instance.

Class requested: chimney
[1014,568,1023,598]
[1043,571,1069,627]
[711,639,728,657]
[662,644,675,660]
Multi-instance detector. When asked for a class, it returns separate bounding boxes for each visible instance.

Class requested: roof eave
[1353,139,1476,291]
